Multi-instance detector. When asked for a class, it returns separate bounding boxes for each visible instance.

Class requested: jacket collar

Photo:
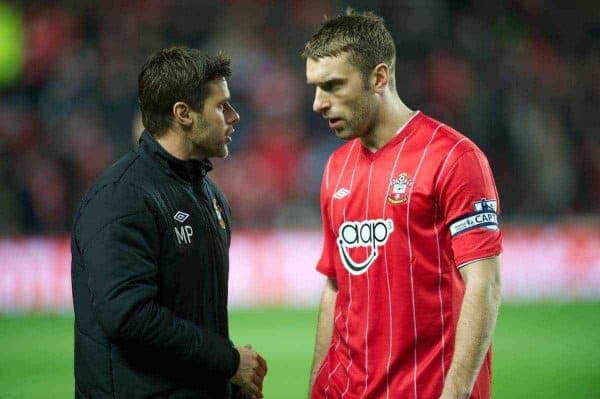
[139,130,213,183]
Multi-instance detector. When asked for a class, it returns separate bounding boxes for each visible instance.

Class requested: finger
[256,354,267,374]
[252,373,264,389]
[254,360,266,377]
[256,354,268,374]
[243,383,263,398]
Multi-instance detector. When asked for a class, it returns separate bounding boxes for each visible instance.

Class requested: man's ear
[370,63,390,93]
[173,102,193,128]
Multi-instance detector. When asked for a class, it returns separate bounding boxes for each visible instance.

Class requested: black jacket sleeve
[76,182,240,377]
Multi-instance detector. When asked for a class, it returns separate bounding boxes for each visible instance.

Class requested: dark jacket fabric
[71,131,240,399]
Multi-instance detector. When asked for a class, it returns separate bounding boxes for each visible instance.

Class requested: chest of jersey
[327,143,439,276]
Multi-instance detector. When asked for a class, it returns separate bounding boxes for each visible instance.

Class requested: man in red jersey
[303,10,502,399]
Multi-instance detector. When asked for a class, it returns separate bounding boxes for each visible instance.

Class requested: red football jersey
[312,112,502,399]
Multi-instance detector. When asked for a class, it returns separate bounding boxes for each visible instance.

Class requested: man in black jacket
[71,47,267,399]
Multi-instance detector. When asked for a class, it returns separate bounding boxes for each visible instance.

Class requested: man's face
[306,53,377,140]
[188,79,240,158]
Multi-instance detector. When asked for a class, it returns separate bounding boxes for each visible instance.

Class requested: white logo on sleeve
[449,198,499,237]
[333,188,351,200]
[337,218,394,275]
[473,198,497,212]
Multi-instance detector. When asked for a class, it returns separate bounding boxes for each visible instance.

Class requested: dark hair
[138,46,231,136]
[302,9,396,88]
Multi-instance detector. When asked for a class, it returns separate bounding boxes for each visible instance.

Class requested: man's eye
[323,83,336,92]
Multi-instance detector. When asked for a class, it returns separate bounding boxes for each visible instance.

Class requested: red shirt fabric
[312,111,502,399]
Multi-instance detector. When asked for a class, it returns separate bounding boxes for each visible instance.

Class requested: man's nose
[228,106,240,125]
[312,88,330,114]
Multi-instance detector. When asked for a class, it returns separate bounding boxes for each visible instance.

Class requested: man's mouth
[328,118,343,129]
[225,128,234,144]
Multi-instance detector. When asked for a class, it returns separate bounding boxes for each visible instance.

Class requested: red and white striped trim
[360,162,375,399]
[381,137,408,399]
[433,204,447,386]
[433,136,466,191]
[323,310,344,397]
[341,144,362,396]
[396,110,421,136]
[329,141,358,233]
[405,123,443,398]
[325,156,333,191]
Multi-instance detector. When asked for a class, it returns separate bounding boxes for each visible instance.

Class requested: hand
[248,352,267,394]
[240,390,259,399]
[250,352,267,395]
[231,345,268,399]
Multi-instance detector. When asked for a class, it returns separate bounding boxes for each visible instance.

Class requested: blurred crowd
[0,0,598,234]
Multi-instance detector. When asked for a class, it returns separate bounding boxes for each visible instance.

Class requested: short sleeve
[437,149,503,268]
[316,164,338,279]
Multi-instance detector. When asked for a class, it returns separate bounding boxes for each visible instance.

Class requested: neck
[156,128,196,161]
[361,93,414,152]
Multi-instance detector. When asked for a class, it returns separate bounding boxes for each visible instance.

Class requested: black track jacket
[71,131,240,398]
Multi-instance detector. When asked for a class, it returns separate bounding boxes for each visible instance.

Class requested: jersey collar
[360,110,422,160]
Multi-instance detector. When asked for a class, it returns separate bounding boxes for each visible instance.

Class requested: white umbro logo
[174,211,190,223]
[334,188,351,200]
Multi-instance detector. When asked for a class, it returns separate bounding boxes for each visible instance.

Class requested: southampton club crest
[387,172,413,204]
[213,198,226,230]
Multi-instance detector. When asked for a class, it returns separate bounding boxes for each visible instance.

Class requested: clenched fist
[231,345,268,398]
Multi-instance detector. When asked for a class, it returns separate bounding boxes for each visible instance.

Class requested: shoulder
[418,114,489,166]
[77,147,169,211]
[73,152,156,241]
[79,151,147,201]
[73,181,154,254]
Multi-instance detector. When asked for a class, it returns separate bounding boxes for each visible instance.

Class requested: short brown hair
[138,46,231,136]
[302,9,396,87]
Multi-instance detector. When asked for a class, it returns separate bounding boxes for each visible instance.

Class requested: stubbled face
[306,53,377,140]
[189,79,240,158]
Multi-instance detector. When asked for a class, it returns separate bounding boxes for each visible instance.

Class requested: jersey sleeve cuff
[316,261,337,279]
[454,249,501,269]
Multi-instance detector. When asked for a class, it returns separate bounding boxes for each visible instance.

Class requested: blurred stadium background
[0,0,599,398]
